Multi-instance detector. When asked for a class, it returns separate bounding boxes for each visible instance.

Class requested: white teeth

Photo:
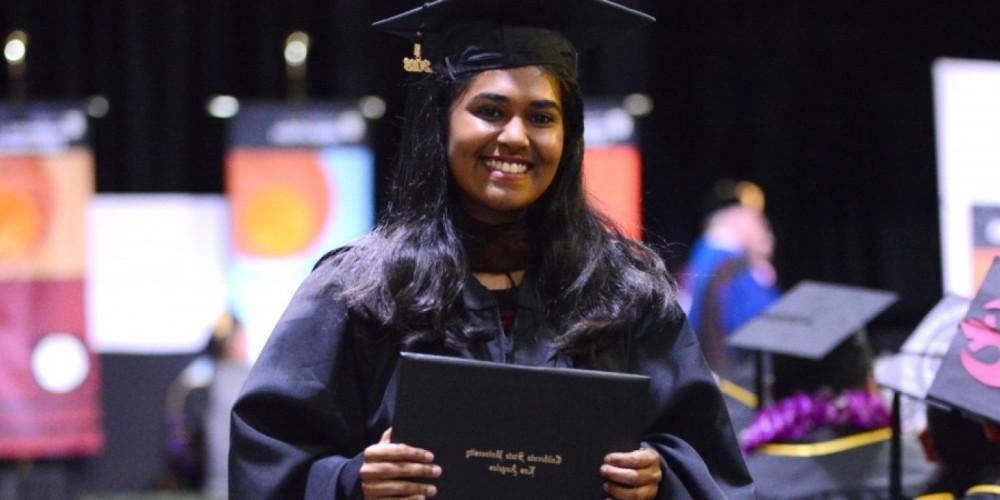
[483,159,529,174]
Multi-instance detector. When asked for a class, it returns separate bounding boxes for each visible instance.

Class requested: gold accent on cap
[967,485,1000,496]
[403,43,432,73]
[914,494,955,500]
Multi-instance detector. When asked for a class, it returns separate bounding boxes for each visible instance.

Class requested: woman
[229,1,753,498]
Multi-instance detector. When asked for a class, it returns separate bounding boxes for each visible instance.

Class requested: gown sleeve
[229,267,376,499]
[631,314,756,499]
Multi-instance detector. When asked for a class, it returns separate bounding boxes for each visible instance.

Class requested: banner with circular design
[225,102,375,361]
[0,103,102,459]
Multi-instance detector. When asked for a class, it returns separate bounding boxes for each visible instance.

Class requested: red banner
[0,104,102,459]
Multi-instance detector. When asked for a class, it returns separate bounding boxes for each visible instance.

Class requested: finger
[364,443,434,463]
[361,480,437,498]
[601,459,661,488]
[603,481,638,500]
[603,481,658,500]
[380,427,393,444]
[601,464,639,486]
[360,462,443,481]
[604,449,659,469]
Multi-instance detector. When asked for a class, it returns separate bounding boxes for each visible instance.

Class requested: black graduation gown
[964,467,1000,499]
[918,465,1000,499]
[229,260,755,499]
[745,426,936,499]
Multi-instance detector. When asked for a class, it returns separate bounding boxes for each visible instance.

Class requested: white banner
[86,194,228,353]
[934,58,1000,297]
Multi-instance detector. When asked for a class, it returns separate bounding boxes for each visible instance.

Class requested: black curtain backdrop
[4,0,1000,337]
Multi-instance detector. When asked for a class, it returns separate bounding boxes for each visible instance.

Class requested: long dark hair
[327,64,677,354]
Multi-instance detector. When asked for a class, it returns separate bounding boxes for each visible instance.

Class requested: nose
[497,117,529,151]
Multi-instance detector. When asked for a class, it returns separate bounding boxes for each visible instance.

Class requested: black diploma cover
[392,352,650,499]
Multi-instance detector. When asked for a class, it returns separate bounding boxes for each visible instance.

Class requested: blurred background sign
[225,101,375,361]
[583,99,645,241]
[0,102,102,459]
[87,194,229,354]
[934,58,1000,297]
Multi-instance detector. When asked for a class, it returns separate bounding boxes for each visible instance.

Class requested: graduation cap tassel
[403,38,432,73]
[889,391,901,500]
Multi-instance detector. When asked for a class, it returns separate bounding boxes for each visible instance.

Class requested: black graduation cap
[875,259,1000,498]
[925,257,1000,425]
[372,0,655,79]
[874,294,970,401]
[872,294,969,498]
[727,280,899,360]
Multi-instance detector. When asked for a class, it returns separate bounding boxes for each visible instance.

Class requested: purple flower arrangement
[739,389,891,453]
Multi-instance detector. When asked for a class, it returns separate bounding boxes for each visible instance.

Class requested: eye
[474,106,504,120]
[529,113,557,125]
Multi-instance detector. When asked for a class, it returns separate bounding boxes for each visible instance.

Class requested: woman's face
[447,66,564,224]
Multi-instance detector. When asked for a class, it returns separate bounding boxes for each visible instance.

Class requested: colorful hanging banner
[226,102,375,360]
[582,100,643,241]
[0,103,102,458]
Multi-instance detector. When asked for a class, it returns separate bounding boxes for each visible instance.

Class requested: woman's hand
[360,428,441,499]
[600,448,662,500]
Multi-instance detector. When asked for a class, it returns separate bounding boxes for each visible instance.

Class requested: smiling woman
[229,1,755,499]
[447,67,564,224]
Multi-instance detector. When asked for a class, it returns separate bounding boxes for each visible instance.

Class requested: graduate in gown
[730,282,935,499]
[229,1,755,498]
[910,260,1000,499]
[916,406,1000,499]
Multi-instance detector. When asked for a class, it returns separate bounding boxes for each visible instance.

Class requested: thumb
[380,427,393,444]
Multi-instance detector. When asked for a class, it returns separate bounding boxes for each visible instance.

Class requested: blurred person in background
[679,180,779,429]
[915,398,1000,498]
[162,311,248,498]
[680,180,778,372]
[741,333,935,499]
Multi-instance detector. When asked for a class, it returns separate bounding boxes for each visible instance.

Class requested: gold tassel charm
[403,43,432,73]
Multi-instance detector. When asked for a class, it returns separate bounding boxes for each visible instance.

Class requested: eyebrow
[471,93,562,111]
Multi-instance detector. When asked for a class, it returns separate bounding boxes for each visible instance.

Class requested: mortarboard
[726,280,897,406]
[925,257,1000,425]
[874,294,970,402]
[371,0,656,79]
[875,258,1000,498]
[872,294,969,498]
[728,280,898,360]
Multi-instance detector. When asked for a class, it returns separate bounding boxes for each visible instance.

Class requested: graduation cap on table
[727,280,899,406]
[372,0,656,79]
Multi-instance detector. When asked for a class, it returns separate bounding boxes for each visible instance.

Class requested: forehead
[460,66,561,102]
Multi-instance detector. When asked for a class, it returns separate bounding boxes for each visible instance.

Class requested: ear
[917,428,939,463]
[982,421,1000,443]
[865,377,878,395]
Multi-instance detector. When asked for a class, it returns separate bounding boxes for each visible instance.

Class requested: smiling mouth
[482,158,531,174]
